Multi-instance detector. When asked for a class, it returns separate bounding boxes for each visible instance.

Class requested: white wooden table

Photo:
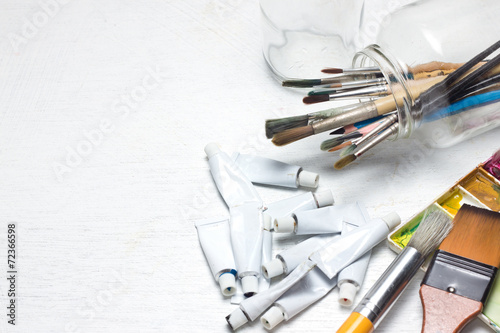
[0,1,497,332]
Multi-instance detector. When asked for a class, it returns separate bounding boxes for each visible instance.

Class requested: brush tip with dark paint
[271,125,314,146]
[321,67,344,74]
[282,79,322,88]
[303,94,330,104]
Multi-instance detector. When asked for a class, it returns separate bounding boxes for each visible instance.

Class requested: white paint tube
[205,143,264,297]
[231,152,319,188]
[261,267,338,330]
[226,260,316,331]
[337,217,372,307]
[262,234,339,280]
[310,212,401,279]
[264,190,334,225]
[231,214,273,305]
[195,217,237,297]
[274,202,367,235]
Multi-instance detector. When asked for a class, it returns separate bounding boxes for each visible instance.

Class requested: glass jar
[260,0,366,81]
[353,0,500,147]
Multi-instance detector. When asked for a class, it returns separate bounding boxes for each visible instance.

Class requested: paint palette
[388,150,500,332]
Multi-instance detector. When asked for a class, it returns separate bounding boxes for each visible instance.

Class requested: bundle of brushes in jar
[266,39,500,170]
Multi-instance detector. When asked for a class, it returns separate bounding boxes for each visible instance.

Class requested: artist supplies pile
[197,145,500,331]
[265,40,500,170]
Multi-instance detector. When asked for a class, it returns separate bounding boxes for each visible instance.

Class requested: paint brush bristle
[439,204,500,267]
[339,144,357,157]
[334,154,357,169]
[271,125,314,146]
[265,115,309,138]
[282,79,322,88]
[407,211,453,256]
[328,141,351,152]
[320,133,362,151]
[321,68,344,74]
[303,95,330,104]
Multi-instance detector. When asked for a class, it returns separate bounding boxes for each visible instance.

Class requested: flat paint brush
[272,77,444,146]
[334,122,399,170]
[320,132,363,151]
[265,102,372,139]
[337,210,453,333]
[420,204,500,333]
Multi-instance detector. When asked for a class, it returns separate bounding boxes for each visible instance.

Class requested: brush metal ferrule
[355,122,399,158]
[311,103,378,134]
[422,250,498,304]
[354,246,425,328]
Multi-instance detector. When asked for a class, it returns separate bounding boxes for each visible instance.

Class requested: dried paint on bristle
[265,115,309,138]
[321,68,343,74]
[271,125,314,146]
[407,211,453,256]
[339,144,357,157]
[334,154,356,170]
[282,79,322,88]
[303,95,330,104]
[440,204,500,268]
[328,141,351,152]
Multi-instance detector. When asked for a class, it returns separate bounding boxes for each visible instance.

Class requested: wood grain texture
[420,285,482,333]
[0,0,497,332]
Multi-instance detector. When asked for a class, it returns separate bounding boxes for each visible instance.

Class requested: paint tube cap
[204,143,221,158]
[338,282,358,307]
[261,306,285,330]
[262,259,285,279]
[241,275,259,297]
[313,190,335,208]
[263,213,273,231]
[218,272,237,297]
[273,216,295,233]
[297,170,319,188]
[226,308,248,331]
[382,212,401,230]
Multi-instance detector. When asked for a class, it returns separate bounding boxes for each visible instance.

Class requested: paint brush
[420,204,500,333]
[303,85,389,104]
[282,73,383,88]
[341,114,398,154]
[320,132,363,151]
[337,210,453,333]
[334,122,399,170]
[329,115,386,135]
[328,139,360,153]
[321,67,381,75]
[265,102,373,139]
[271,77,443,146]
[311,77,387,91]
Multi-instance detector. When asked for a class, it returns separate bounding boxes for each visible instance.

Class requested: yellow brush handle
[337,312,374,333]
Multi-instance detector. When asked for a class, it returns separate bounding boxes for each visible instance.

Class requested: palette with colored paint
[387,151,500,332]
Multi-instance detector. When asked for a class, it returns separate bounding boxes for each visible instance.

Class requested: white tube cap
[241,275,259,297]
[263,213,273,231]
[226,308,248,331]
[218,273,237,297]
[313,189,335,208]
[204,142,220,158]
[297,170,319,188]
[338,282,358,307]
[274,216,295,233]
[261,306,285,330]
[382,212,401,230]
[262,259,285,279]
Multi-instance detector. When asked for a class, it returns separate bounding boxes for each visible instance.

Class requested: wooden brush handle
[419,284,482,333]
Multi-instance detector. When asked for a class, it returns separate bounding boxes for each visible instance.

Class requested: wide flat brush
[420,204,500,333]
[337,210,453,333]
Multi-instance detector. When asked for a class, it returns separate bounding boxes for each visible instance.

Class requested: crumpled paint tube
[195,217,237,296]
[205,143,264,297]
[226,260,317,331]
[261,267,338,330]
[231,152,319,188]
